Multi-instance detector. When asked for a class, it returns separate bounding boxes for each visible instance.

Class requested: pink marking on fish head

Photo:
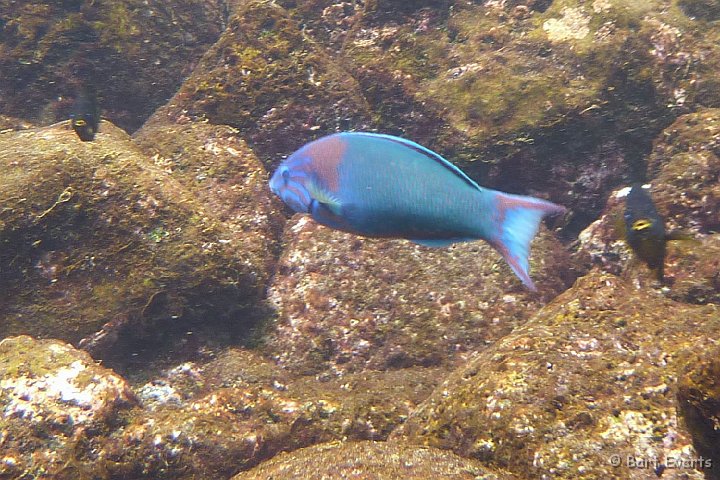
[298,134,347,192]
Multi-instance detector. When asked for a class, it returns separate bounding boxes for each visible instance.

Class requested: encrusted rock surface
[4,2,720,479]
[267,216,579,376]
[394,271,717,479]
[0,336,136,479]
[231,440,518,480]
[0,0,227,131]
[0,121,279,360]
[0,338,446,479]
[576,109,720,301]
[677,345,720,480]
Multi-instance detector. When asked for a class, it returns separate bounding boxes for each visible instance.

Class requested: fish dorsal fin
[347,132,484,192]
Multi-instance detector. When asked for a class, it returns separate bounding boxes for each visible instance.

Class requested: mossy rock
[0,0,226,131]
[0,121,277,359]
[232,440,518,480]
[96,352,447,479]
[144,0,373,164]
[677,345,720,480]
[394,271,718,479]
[648,108,720,234]
[0,335,136,479]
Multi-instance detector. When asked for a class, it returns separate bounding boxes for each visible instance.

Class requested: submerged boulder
[677,345,720,480]
[266,215,579,376]
[0,0,227,131]
[394,271,717,479]
[232,440,518,480]
[0,121,279,362]
[576,109,720,302]
[0,335,136,479]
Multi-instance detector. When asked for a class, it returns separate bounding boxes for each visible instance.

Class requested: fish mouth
[269,170,312,214]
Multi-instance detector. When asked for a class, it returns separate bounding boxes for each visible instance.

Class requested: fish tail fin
[489,192,566,291]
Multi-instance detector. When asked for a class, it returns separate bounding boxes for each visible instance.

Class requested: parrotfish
[270,132,566,291]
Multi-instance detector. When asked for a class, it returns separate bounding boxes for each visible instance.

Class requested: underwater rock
[0,338,444,479]
[0,114,33,132]
[677,345,720,480]
[0,0,226,132]
[330,0,720,229]
[0,121,277,366]
[95,348,444,479]
[394,271,718,479]
[267,215,580,376]
[135,0,720,239]
[141,0,374,163]
[231,440,518,480]
[576,109,720,301]
[0,335,136,479]
[649,108,720,235]
[646,108,720,303]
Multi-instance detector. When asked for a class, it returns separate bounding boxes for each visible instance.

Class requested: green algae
[150,0,371,163]
[0,122,275,360]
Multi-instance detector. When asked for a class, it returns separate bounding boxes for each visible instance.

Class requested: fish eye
[281,168,290,180]
[632,219,653,231]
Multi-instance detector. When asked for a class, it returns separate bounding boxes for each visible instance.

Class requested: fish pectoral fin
[307,181,343,215]
[410,238,471,248]
[666,230,699,243]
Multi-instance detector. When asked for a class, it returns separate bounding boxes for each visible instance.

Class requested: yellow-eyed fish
[622,183,691,282]
[269,132,566,291]
[70,88,100,141]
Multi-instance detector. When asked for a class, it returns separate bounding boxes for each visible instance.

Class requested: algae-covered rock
[141,0,373,162]
[0,121,278,361]
[232,440,518,480]
[394,272,717,479]
[677,345,720,480]
[135,347,444,442]
[96,348,445,479]
[332,0,719,227]
[576,109,720,301]
[648,108,720,234]
[267,215,580,376]
[0,114,33,132]
[0,0,226,132]
[135,0,720,239]
[2,335,444,480]
[0,335,136,479]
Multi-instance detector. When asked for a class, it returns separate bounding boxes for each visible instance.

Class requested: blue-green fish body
[270,132,565,290]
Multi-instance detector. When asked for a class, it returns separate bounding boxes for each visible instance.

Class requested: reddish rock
[266,215,579,376]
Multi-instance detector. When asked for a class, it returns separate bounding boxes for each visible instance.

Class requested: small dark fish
[270,132,566,291]
[623,184,667,281]
[622,184,692,282]
[70,88,100,141]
